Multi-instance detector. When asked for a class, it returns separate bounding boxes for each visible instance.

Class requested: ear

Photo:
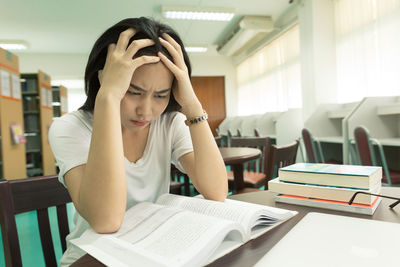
[98,70,103,84]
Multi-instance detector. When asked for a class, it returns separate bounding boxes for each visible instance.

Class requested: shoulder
[151,112,188,140]
[157,111,186,127]
[49,110,93,140]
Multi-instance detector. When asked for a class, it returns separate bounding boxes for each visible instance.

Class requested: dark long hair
[80,17,191,112]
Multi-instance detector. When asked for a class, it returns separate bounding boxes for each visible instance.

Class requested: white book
[255,213,400,267]
[268,178,381,205]
[275,194,382,215]
[71,194,297,267]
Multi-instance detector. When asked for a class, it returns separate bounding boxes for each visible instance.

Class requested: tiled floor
[0,203,76,267]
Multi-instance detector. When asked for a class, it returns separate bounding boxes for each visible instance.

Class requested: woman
[49,17,228,266]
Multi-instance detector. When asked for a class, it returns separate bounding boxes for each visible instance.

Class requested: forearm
[79,93,127,231]
[184,104,228,201]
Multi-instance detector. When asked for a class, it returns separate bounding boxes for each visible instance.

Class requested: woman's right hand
[97,28,160,101]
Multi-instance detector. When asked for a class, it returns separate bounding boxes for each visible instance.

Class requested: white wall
[17,52,87,80]
[189,54,237,116]
[298,0,338,121]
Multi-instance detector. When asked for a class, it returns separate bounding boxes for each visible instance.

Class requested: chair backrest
[265,140,299,190]
[354,126,375,166]
[236,129,242,137]
[0,175,72,267]
[354,126,396,186]
[227,129,233,138]
[254,129,260,137]
[230,137,271,174]
[301,128,323,163]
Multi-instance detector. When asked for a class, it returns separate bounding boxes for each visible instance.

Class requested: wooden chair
[235,140,299,194]
[227,137,271,189]
[170,165,191,196]
[301,128,323,163]
[301,128,341,164]
[227,129,241,147]
[354,126,400,186]
[0,175,72,267]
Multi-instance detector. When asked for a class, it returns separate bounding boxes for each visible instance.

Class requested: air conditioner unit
[217,16,274,57]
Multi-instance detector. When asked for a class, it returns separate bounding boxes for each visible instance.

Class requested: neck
[122,124,150,138]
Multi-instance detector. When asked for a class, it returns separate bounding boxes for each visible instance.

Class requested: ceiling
[0,0,292,56]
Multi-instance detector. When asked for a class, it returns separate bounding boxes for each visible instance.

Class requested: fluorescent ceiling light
[185,46,208,53]
[162,6,235,21]
[0,40,29,50]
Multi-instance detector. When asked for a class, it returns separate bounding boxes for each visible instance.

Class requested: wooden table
[71,187,400,267]
[219,147,261,191]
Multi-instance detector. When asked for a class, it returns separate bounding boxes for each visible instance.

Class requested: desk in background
[219,147,261,191]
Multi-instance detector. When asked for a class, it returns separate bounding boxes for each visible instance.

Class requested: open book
[71,193,297,267]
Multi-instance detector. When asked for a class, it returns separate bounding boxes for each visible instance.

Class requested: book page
[71,202,245,267]
[156,194,296,238]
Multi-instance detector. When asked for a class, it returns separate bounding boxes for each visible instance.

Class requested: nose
[136,96,152,120]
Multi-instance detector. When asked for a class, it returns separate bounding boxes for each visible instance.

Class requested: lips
[131,120,148,126]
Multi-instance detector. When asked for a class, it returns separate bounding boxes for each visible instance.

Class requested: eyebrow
[130,84,171,94]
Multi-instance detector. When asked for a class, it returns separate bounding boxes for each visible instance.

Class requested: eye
[127,90,141,96]
[154,94,168,98]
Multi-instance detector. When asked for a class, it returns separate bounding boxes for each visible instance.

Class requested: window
[236,25,302,115]
[334,0,400,103]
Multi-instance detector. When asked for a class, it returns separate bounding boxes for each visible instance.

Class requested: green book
[278,163,382,189]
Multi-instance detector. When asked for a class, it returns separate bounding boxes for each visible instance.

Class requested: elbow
[86,209,125,234]
[91,217,123,234]
[219,172,229,200]
[206,179,228,202]
[210,193,227,202]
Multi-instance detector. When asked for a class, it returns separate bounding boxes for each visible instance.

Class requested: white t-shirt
[48,110,193,266]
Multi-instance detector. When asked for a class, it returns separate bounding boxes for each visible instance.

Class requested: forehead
[130,62,174,87]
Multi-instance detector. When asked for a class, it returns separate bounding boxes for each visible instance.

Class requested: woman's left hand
[158,33,202,117]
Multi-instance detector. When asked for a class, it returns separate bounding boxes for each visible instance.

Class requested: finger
[159,37,185,70]
[115,28,136,52]
[126,39,155,58]
[106,43,116,61]
[161,33,183,57]
[158,52,181,76]
[131,55,160,69]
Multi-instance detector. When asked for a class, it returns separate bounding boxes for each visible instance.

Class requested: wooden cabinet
[0,48,27,179]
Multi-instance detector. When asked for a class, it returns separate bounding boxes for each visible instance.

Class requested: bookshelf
[21,71,57,176]
[344,96,400,170]
[0,48,27,179]
[304,102,359,163]
[52,85,68,117]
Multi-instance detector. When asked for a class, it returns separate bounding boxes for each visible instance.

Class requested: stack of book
[268,163,383,215]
